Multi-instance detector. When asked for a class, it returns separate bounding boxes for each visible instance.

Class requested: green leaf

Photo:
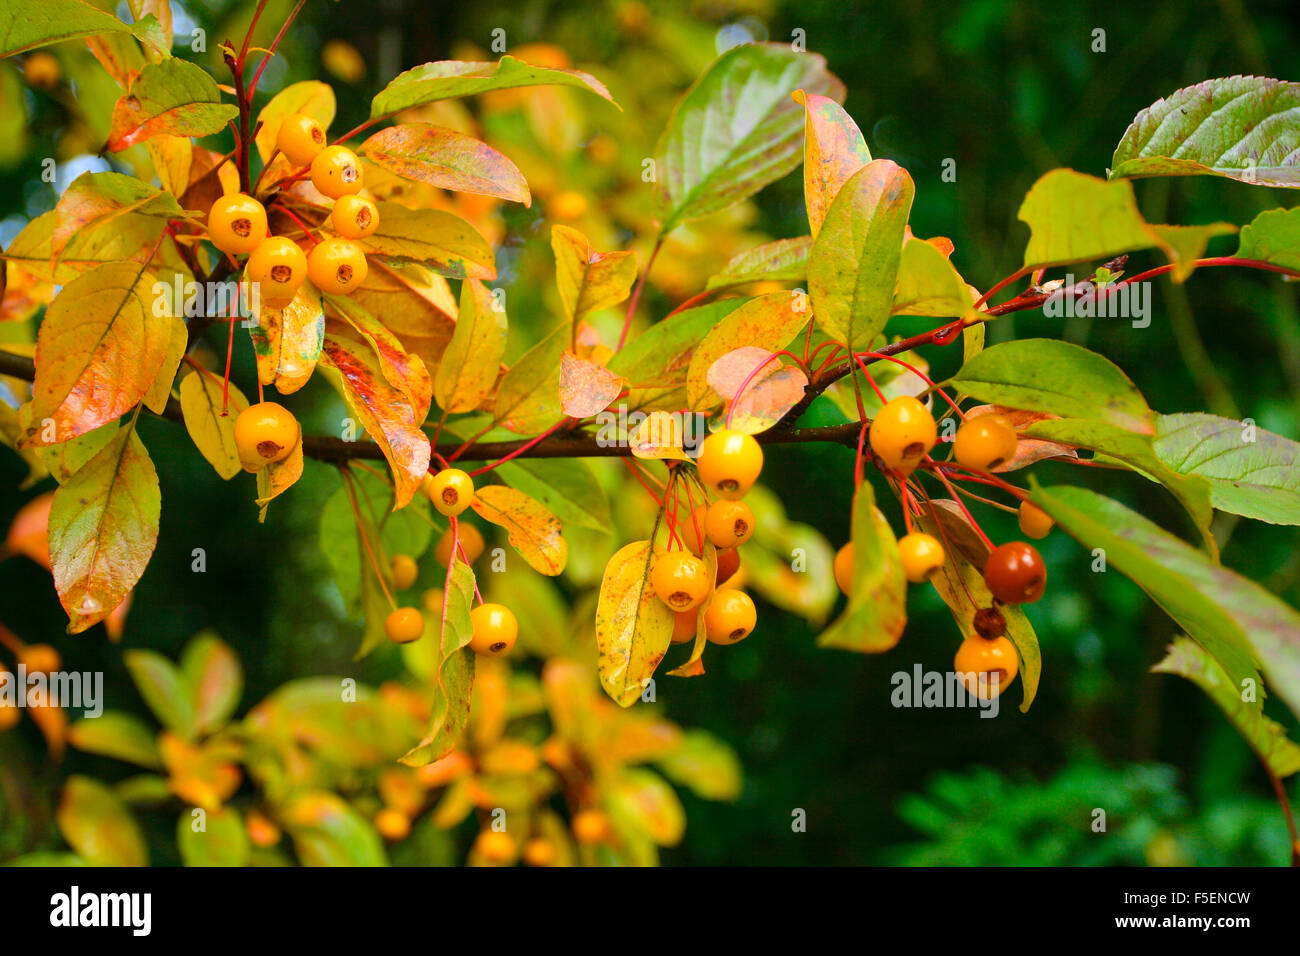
[177,807,250,866]
[180,632,243,735]
[817,480,906,652]
[0,0,137,57]
[491,322,566,434]
[371,54,617,119]
[1111,76,1300,187]
[705,236,811,292]
[56,776,148,866]
[608,299,744,411]
[950,338,1154,434]
[107,57,239,151]
[360,202,495,280]
[686,291,810,410]
[359,123,530,205]
[656,43,843,233]
[400,560,476,766]
[1025,418,1215,553]
[67,710,162,769]
[1236,207,1300,269]
[808,159,914,350]
[280,791,388,866]
[496,458,610,533]
[1153,637,1300,779]
[124,648,197,739]
[654,730,743,801]
[608,768,685,847]
[1153,413,1300,527]
[892,237,977,318]
[434,278,507,413]
[1032,485,1300,725]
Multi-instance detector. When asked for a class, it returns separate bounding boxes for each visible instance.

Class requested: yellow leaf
[551,224,637,323]
[470,484,567,575]
[434,278,507,413]
[255,431,304,520]
[596,540,673,707]
[179,369,249,480]
[143,314,187,415]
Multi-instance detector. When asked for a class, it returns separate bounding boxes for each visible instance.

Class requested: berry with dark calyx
[953,634,1020,699]
[898,532,945,583]
[208,193,268,255]
[983,541,1046,604]
[953,414,1018,472]
[704,499,754,548]
[426,468,474,516]
[1018,501,1054,539]
[869,396,937,474]
[384,607,425,644]
[234,402,300,468]
[331,194,379,238]
[310,144,363,198]
[696,429,763,500]
[276,113,328,166]
[973,606,1007,640]
[469,603,517,656]
[306,236,367,294]
[704,589,756,645]
[651,550,711,612]
[245,236,307,308]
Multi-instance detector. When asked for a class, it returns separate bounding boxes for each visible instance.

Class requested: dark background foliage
[2,0,1298,865]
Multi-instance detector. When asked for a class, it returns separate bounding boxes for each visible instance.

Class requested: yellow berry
[276,113,328,167]
[426,469,474,516]
[245,236,307,308]
[953,414,1018,471]
[473,829,517,864]
[953,635,1020,699]
[869,396,936,474]
[208,193,267,255]
[434,524,484,567]
[331,194,379,239]
[310,145,363,198]
[374,807,410,841]
[1018,501,1054,539]
[233,402,299,467]
[469,603,517,656]
[704,500,755,549]
[306,237,367,295]
[651,550,712,612]
[696,429,763,500]
[834,543,854,595]
[390,554,418,590]
[384,607,425,644]
[898,532,945,583]
[704,589,756,645]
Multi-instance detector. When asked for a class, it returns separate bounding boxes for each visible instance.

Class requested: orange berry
[378,767,424,816]
[551,190,589,220]
[331,194,379,239]
[245,236,307,308]
[523,837,557,867]
[652,550,711,612]
[306,237,367,294]
[22,52,62,89]
[869,396,937,474]
[374,807,411,841]
[421,588,445,614]
[434,524,484,567]
[208,193,267,255]
[572,809,609,845]
[704,500,755,549]
[244,811,281,848]
[426,469,474,516]
[384,607,425,644]
[309,144,363,198]
[898,533,945,583]
[233,401,299,468]
[1018,501,1054,539]
[276,113,327,167]
[469,603,517,657]
[474,829,517,865]
[696,429,763,500]
[834,543,854,595]
[390,554,418,590]
[18,643,60,674]
[715,547,740,586]
[953,414,1018,471]
[953,635,1020,699]
[671,610,698,644]
[704,589,756,645]
[681,505,709,555]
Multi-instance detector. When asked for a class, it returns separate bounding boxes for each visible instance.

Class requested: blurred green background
[2,0,1298,865]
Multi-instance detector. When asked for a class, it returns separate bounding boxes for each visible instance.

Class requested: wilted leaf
[49,427,160,634]
[254,431,304,520]
[471,484,567,575]
[248,283,325,394]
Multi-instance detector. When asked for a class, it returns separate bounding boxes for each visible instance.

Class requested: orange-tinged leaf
[360,202,496,280]
[558,351,621,418]
[551,224,637,323]
[794,89,871,238]
[360,123,530,205]
[705,346,779,401]
[352,260,456,339]
[57,776,147,866]
[104,591,132,642]
[29,700,66,759]
[320,325,431,508]
[23,261,171,446]
[51,171,182,268]
[609,768,685,846]
[248,283,325,394]
[143,314,187,415]
[49,426,160,634]
[255,429,304,520]
[470,484,567,575]
[596,541,673,707]
[5,490,53,569]
[179,369,249,480]
[30,416,119,486]
[629,410,688,461]
[685,292,810,410]
[434,278,507,413]
[107,57,239,151]
[327,295,432,424]
[180,633,243,736]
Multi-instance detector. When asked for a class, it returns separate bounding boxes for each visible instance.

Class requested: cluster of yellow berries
[659,429,765,647]
[830,395,1058,699]
[380,468,520,659]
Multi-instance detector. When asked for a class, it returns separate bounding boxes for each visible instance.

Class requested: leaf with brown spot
[48,425,160,634]
[597,541,674,707]
[361,123,530,205]
[558,351,622,418]
[470,484,567,576]
[106,57,239,152]
[434,278,507,413]
[320,324,431,509]
[24,261,171,447]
